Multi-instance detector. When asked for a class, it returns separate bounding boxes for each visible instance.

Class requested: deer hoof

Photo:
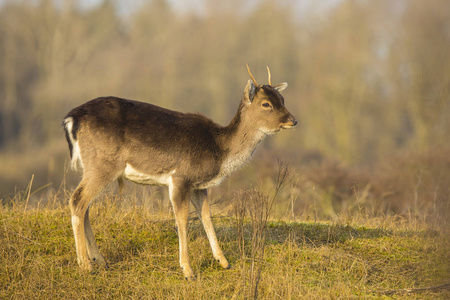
[79,260,93,273]
[185,275,197,281]
[91,254,107,267]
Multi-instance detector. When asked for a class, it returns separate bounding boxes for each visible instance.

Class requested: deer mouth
[281,124,295,129]
[281,122,297,129]
[281,118,297,129]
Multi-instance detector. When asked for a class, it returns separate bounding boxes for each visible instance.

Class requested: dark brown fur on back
[65,97,227,185]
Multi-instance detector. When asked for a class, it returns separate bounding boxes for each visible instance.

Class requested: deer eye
[262,102,272,109]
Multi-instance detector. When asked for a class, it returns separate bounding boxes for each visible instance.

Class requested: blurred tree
[387,0,450,150]
[0,0,449,195]
[0,0,122,148]
[0,2,36,148]
[296,0,386,163]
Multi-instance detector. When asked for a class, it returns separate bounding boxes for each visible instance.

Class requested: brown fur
[63,72,296,279]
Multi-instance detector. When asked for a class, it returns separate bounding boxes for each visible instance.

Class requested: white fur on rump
[64,117,83,171]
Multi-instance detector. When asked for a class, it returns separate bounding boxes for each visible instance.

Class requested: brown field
[1,160,449,299]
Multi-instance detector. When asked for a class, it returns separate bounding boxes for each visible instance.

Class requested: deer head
[241,64,297,135]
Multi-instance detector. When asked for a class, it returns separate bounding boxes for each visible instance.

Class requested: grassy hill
[1,192,448,299]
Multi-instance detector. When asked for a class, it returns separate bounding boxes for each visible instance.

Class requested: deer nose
[290,116,297,126]
[282,115,297,129]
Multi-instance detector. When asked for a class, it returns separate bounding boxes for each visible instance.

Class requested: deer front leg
[191,189,230,269]
[169,177,195,280]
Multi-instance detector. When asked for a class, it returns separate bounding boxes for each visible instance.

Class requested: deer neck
[219,108,266,176]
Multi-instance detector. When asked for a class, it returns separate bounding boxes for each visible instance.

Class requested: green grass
[1,197,449,299]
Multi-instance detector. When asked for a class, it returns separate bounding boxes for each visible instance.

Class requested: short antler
[266,66,272,86]
[246,64,259,87]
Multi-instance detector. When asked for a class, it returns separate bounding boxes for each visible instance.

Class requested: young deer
[63,65,296,280]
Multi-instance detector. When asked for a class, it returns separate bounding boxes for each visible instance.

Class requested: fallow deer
[63,65,296,280]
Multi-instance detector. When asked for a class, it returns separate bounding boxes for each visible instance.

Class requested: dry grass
[1,185,449,299]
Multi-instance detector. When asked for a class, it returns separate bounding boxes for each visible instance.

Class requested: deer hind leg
[191,189,230,269]
[84,207,106,267]
[169,177,195,280]
[70,179,108,271]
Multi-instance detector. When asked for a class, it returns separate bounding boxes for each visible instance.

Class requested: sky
[75,0,342,18]
[0,0,342,21]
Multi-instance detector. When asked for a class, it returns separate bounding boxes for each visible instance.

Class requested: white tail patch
[64,117,83,171]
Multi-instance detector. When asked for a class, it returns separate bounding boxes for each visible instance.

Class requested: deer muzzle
[281,115,297,129]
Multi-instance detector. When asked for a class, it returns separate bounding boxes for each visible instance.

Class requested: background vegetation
[1,0,449,215]
[0,0,448,202]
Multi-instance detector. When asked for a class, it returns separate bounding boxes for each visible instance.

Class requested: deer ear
[273,82,288,93]
[244,79,257,104]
